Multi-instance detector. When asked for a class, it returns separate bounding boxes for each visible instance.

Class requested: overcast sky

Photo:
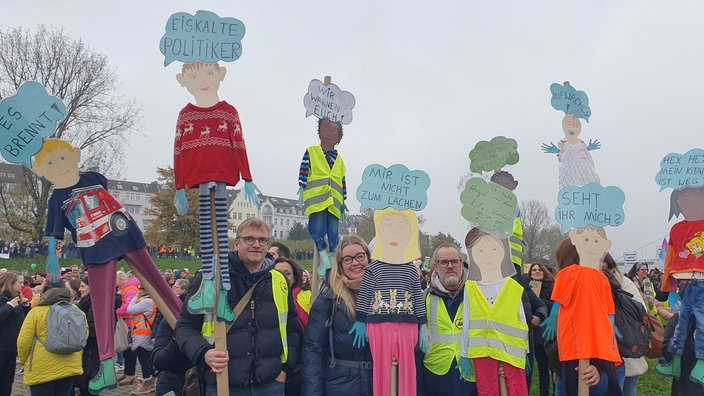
[4,1,701,263]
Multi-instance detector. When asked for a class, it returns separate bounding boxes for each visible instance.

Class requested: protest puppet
[350,163,431,396]
[300,76,355,294]
[458,136,528,396]
[161,11,261,321]
[541,81,601,189]
[0,82,182,394]
[654,148,704,386]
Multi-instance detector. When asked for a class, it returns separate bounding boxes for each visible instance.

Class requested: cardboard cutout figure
[541,82,601,189]
[32,139,183,394]
[351,207,428,396]
[172,60,260,321]
[654,149,704,384]
[299,77,355,278]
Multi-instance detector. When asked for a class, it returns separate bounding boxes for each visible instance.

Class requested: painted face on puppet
[378,214,412,252]
[471,235,505,275]
[318,119,341,151]
[570,227,612,269]
[35,147,81,188]
[177,63,226,102]
[677,187,704,221]
[562,114,582,144]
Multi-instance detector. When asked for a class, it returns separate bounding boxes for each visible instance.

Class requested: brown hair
[555,237,580,270]
[275,257,303,289]
[528,262,555,282]
[0,271,20,297]
[331,235,371,318]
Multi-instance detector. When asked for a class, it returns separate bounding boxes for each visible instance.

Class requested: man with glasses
[175,218,301,396]
[418,244,478,396]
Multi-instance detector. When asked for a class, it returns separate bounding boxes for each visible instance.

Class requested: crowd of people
[0,219,694,396]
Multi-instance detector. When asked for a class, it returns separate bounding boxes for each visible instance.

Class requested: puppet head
[318,118,343,151]
[31,139,81,188]
[464,227,514,283]
[669,186,704,221]
[561,114,582,144]
[176,61,227,107]
[567,226,612,270]
[372,208,420,264]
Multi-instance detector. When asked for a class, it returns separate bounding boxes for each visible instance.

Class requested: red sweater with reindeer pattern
[173,101,253,189]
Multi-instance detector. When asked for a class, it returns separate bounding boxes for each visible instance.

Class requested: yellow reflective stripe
[467,319,529,339]
[466,337,526,359]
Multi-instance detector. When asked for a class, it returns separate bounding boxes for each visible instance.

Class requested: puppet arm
[456,357,474,382]
[340,202,348,222]
[540,302,559,341]
[541,142,560,154]
[244,180,261,208]
[418,323,430,354]
[586,139,601,151]
[46,236,60,282]
[174,189,188,216]
[349,321,367,348]
[668,292,681,312]
[297,186,304,206]
[609,314,622,339]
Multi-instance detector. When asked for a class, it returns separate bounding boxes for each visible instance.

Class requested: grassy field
[3,257,674,395]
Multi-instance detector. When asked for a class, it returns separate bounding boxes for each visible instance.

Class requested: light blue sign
[303,79,355,125]
[555,183,625,233]
[655,148,704,191]
[468,136,519,174]
[159,10,245,66]
[550,82,591,121]
[460,177,517,236]
[0,81,66,166]
[357,164,430,211]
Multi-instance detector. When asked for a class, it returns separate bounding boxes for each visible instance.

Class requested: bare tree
[521,199,564,264]
[0,25,141,240]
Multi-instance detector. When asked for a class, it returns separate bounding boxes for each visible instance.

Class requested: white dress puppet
[350,208,429,396]
[542,114,601,189]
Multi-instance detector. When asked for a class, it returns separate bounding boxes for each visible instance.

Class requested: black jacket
[175,252,301,388]
[302,287,372,396]
[152,293,191,395]
[0,292,28,353]
[77,296,100,378]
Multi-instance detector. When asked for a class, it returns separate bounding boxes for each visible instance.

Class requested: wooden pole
[578,359,590,396]
[498,362,508,396]
[389,357,398,396]
[210,190,229,395]
[311,249,321,302]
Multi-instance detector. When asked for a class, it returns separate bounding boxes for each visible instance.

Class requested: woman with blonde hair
[302,235,373,396]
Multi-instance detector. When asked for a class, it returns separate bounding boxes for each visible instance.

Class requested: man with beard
[417,244,478,396]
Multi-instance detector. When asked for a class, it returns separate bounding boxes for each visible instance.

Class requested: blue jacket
[302,287,372,396]
[152,294,191,395]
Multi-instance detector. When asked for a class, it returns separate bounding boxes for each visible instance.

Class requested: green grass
[1,255,315,275]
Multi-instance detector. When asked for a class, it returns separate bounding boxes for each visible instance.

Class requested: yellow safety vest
[510,216,523,267]
[201,270,290,363]
[296,289,311,314]
[464,278,528,369]
[303,145,345,218]
[424,294,475,381]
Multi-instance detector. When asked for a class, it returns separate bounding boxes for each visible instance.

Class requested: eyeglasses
[238,236,269,246]
[436,259,461,267]
[341,252,368,265]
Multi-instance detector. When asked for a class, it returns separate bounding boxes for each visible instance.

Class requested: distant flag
[658,237,668,263]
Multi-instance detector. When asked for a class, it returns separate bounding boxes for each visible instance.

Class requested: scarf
[341,274,362,291]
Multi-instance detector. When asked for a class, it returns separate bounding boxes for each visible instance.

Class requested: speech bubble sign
[654,148,704,191]
[555,183,625,233]
[550,82,591,121]
[460,177,518,235]
[0,81,66,167]
[468,136,519,174]
[303,79,355,125]
[159,10,246,66]
[356,164,430,211]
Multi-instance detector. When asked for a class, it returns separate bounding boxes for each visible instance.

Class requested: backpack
[604,270,652,359]
[37,300,88,354]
